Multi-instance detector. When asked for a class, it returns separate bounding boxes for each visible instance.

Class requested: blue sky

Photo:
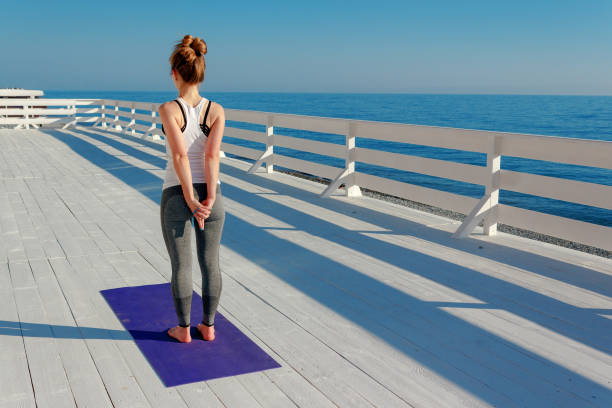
[1,0,610,94]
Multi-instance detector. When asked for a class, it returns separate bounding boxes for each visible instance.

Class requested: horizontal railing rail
[3,97,610,251]
[0,98,99,129]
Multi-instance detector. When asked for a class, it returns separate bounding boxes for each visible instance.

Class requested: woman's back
[162,96,221,189]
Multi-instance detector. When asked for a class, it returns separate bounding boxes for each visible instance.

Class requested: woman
[159,34,226,343]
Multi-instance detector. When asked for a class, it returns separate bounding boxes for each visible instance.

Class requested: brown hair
[170,34,207,84]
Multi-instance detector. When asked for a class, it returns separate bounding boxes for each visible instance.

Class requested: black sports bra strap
[174,99,187,132]
[203,100,212,125]
[200,100,212,136]
[161,99,187,135]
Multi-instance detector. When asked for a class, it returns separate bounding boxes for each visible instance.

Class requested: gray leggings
[160,182,225,327]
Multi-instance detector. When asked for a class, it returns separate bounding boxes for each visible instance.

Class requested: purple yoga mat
[100,283,281,387]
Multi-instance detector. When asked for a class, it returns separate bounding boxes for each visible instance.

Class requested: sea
[46,91,612,227]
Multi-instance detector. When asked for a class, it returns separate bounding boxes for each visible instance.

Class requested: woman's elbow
[172,152,189,163]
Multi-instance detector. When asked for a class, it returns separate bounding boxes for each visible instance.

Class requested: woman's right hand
[187,198,210,229]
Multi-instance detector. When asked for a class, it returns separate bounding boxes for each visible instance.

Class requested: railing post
[246,114,273,174]
[130,103,136,135]
[24,102,29,130]
[124,102,135,135]
[345,121,362,197]
[265,114,274,173]
[483,135,501,235]
[114,102,120,131]
[452,134,502,239]
[146,103,157,139]
[150,103,156,129]
[61,102,77,129]
[101,100,107,128]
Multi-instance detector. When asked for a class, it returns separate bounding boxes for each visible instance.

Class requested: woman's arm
[159,102,209,223]
[204,102,225,200]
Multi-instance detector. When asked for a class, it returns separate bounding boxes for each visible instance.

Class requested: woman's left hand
[200,196,215,219]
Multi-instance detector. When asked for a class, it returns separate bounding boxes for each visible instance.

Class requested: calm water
[47,91,612,227]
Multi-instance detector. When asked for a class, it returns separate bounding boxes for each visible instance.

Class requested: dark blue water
[47,91,612,227]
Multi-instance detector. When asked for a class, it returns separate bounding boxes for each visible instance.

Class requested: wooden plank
[0,108,76,116]
[225,127,267,144]
[12,282,76,408]
[132,112,155,122]
[8,261,36,289]
[173,382,225,408]
[263,367,336,408]
[355,171,479,214]
[103,100,159,111]
[75,107,101,115]
[272,113,347,135]
[101,108,128,116]
[353,120,488,152]
[0,98,97,106]
[500,169,612,210]
[355,146,488,185]
[205,377,263,408]
[273,154,341,180]
[0,116,72,125]
[498,204,612,252]
[221,143,263,160]
[225,109,268,125]
[500,133,612,170]
[227,314,325,408]
[274,134,346,158]
[236,372,299,408]
[0,263,36,408]
[0,89,43,97]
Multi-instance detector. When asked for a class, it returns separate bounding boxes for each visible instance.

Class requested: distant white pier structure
[1,91,611,407]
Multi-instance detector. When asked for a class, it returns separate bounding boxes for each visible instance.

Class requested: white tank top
[162,96,221,189]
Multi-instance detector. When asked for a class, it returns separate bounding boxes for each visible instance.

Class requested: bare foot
[196,323,215,341]
[167,325,192,343]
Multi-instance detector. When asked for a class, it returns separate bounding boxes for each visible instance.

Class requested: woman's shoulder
[209,100,225,121]
[158,99,180,114]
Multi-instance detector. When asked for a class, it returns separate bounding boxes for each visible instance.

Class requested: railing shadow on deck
[0,320,173,342]
[67,125,612,299]
[44,127,612,405]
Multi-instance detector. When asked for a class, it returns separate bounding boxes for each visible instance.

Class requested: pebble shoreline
[274,168,611,260]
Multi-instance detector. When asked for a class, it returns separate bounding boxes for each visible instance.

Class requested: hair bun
[181,34,194,47]
[191,37,207,57]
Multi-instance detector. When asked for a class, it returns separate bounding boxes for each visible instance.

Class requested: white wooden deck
[1,125,611,408]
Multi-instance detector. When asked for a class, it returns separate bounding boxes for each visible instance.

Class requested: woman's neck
[177,84,201,106]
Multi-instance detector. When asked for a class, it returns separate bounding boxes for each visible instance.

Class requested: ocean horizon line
[39,90,612,98]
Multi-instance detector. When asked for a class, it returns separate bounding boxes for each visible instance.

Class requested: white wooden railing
[0,97,98,129]
[2,97,611,252]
